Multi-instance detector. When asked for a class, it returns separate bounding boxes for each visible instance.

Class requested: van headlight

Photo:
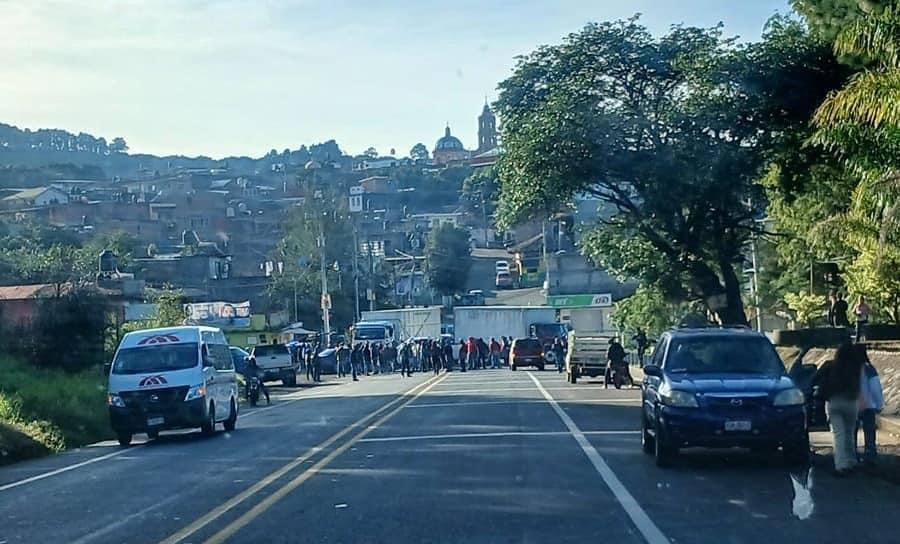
[185,384,207,401]
[773,388,805,406]
[107,393,126,408]
[659,383,698,408]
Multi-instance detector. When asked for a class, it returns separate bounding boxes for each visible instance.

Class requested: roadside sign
[547,293,612,308]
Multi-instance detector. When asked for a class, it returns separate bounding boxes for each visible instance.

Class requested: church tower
[477,102,498,153]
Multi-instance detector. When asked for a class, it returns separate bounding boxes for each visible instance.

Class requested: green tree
[363,147,378,159]
[460,166,498,223]
[409,143,429,161]
[791,0,894,41]
[495,18,824,324]
[425,224,471,296]
[610,285,694,339]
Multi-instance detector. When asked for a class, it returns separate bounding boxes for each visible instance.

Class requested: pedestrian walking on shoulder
[632,329,648,367]
[400,341,412,377]
[443,341,454,372]
[305,344,315,381]
[855,344,884,464]
[854,296,871,343]
[814,342,865,476]
[477,338,489,370]
[829,292,850,328]
[337,343,349,378]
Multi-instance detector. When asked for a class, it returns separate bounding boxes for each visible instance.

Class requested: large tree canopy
[495,17,833,324]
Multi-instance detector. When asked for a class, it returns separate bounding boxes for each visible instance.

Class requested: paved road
[1,370,899,543]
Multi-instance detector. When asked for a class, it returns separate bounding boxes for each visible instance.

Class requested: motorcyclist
[244,356,271,404]
[605,338,632,389]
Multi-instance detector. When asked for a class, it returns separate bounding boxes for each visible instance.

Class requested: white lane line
[358,430,640,443]
[406,398,640,409]
[0,447,139,493]
[527,372,670,544]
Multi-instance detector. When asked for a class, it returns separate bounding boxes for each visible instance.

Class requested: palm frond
[814,68,900,129]
[834,6,900,67]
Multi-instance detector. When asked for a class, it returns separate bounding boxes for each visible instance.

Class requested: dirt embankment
[777,346,900,417]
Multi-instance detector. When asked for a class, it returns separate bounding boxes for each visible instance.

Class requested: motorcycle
[246,376,261,407]
[606,360,633,389]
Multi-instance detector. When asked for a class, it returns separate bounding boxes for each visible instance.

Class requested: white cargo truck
[453,306,566,347]
[354,306,443,344]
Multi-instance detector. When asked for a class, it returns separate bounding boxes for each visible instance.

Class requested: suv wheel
[510,363,517,371]
[654,421,676,467]
[641,412,655,454]
[117,432,132,447]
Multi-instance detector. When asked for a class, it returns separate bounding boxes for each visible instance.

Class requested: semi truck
[453,306,567,348]
[352,306,443,344]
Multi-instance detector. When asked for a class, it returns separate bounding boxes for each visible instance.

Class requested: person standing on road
[489,337,501,369]
[466,337,479,371]
[814,342,864,476]
[431,340,442,375]
[856,344,884,465]
[443,340,455,372]
[336,343,350,378]
[477,338,489,370]
[373,343,383,374]
[350,344,362,381]
[400,341,412,377]
[305,344,315,381]
[458,339,467,372]
[363,342,373,375]
[552,338,565,373]
[854,296,871,342]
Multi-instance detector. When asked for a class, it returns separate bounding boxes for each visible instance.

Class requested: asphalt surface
[2,370,900,543]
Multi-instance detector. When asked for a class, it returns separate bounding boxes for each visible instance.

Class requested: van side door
[214,331,236,411]
[201,331,223,414]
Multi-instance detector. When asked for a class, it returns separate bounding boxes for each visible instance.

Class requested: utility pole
[481,187,488,248]
[368,235,375,312]
[318,214,331,340]
[395,249,417,307]
[750,233,762,331]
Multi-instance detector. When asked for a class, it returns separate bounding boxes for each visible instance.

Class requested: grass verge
[0,356,111,466]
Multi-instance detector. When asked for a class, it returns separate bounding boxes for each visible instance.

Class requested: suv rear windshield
[532,323,566,338]
[666,336,783,375]
[514,338,542,351]
[112,343,199,374]
[252,345,288,356]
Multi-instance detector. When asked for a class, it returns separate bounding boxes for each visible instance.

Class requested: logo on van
[139,375,168,387]
[137,334,180,346]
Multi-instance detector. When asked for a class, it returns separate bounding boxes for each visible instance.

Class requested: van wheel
[147,430,159,440]
[201,403,216,436]
[569,371,578,384]
[117,433,132,447]
[510,363,517,371]
[641,413,655,454]
[224,399,237,432]
[537,364,545,371]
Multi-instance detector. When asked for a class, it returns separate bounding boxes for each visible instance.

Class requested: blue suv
[641,327,809,467]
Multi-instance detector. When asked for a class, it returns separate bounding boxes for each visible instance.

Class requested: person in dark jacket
[828,291,850,328]
[814,342,864,475]
[362,342,373,375]
[350,344,362,381]
[458,340,468,372]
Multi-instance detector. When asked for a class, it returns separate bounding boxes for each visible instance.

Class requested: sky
[0,0,790,159]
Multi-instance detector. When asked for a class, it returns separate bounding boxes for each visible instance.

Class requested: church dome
[435,126,464,151]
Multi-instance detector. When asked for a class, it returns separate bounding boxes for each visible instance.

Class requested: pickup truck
[250,344,298,386]
[565,331,613,384]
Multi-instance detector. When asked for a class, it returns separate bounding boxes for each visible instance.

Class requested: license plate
[147,416,164,427]
[724,420,751,432]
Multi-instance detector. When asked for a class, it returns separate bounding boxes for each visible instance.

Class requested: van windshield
[112,343,199,374]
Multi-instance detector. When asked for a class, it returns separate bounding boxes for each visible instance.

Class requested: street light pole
[395,249,417,307]
[319,215,331,339]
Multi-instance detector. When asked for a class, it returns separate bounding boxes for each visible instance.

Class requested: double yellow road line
[160,372,448,544]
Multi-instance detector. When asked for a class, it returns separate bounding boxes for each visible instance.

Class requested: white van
[107,326,239,446]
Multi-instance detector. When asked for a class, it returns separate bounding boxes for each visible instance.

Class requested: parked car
[509,337,544,370]
[250,343,298,386]
[495,271,513,289]
[641,326,809,467]
[229,346,250,375]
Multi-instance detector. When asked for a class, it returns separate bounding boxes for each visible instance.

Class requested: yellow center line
[158,373,445,544]
[202,372,449,544]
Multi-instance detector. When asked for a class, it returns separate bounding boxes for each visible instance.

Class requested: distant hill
[0,122,351,181]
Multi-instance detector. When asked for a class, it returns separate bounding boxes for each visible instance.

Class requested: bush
[0,356,110,464]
